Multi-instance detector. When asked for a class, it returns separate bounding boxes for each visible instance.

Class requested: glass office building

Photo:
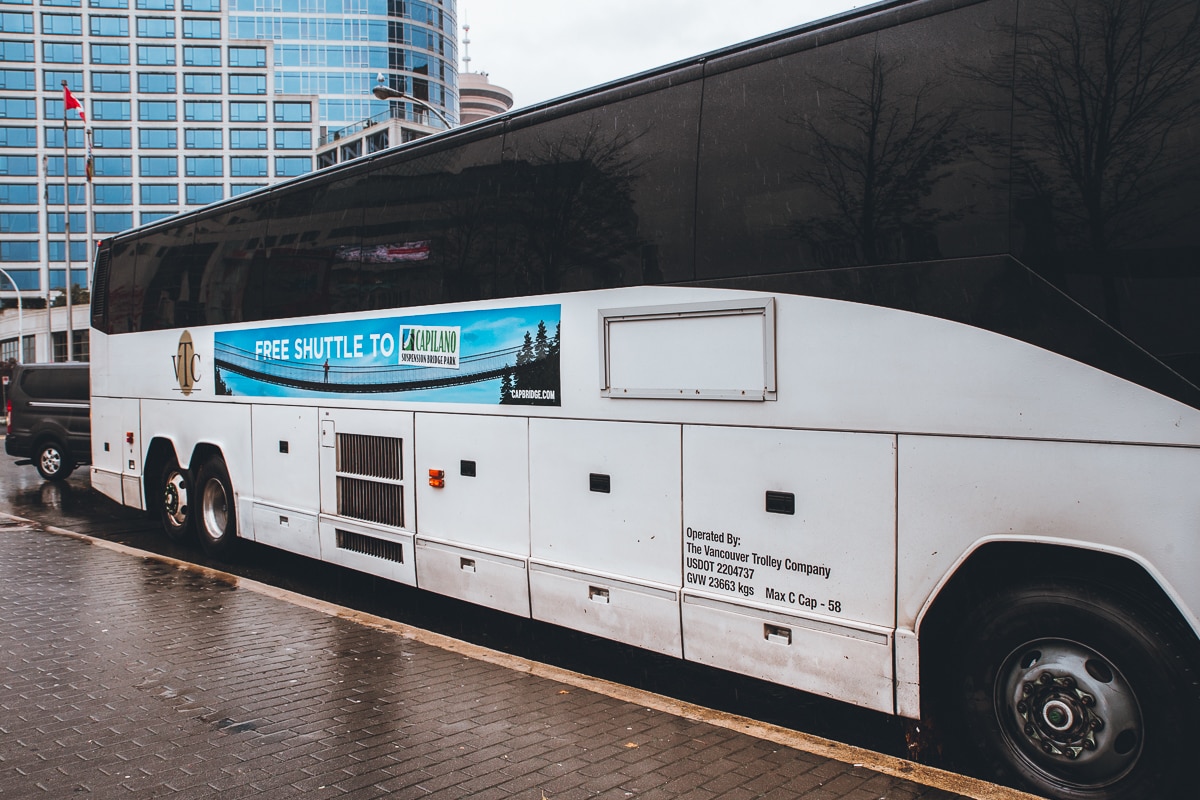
[0,0,458,314]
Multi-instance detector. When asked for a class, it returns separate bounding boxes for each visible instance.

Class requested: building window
[47,240,87,261]
[228,73,265,95]
[182,18,219,39]
[138,100,176,121]
[138,128,175,149]
[137,72,175,93]
[275,156,311,177]
[0,155,39,175]
[230,128,266,150]
[275,129,311,150]
[93,155,131,176]
[52,330,89,363]
[184,101,221,121]
[88,0,129,8]
[92,99,130,121]
[0,11,33,33]
[0,184,38,204]
[229,102,265,122]
[140,183,177,204]
[1,69,35,90]
[228,46,264,68]
[45,184,86,204]
[184,128,221,149]
[0,127,37,148]
[183,73,220,93]
[44,70,83,92]
[90,43,129,65]
[41,13,82,36]
[274,102,312,123]
[43,0,83,6]
[93,183,132,204]
[43,42,84,63]
[230,183,265,197]
[141,211,174,224]
[0,212,38,233]
[45,155,86,176]
[45,129,83,154]
[91,71,129,92]
[93,127,131,148]
[230,156,266,177]
[182,45,219,66]
[182,0,219,10]
[139,155,176,176]
[137,45,174,65]
[0,336,37,364]
[185,156,221,177]
[185,183,222,205]
[90,15,128,37]
[136,0,174,8]
[93,212,132,232]
[136,16,174,38]
[0,41,35,62]
[48,213,87,233]
[0,99,37,119]
[0,241,38,262]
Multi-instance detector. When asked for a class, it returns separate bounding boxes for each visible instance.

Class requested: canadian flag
[63,86,86,123]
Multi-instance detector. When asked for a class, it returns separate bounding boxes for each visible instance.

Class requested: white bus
[88,1,1200,798]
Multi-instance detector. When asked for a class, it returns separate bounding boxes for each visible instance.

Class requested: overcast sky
[457,1,867,109]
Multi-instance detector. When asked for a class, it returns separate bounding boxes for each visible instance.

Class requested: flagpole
[61,80,73,362]
[42,154,52,362]
[85,126,94,293]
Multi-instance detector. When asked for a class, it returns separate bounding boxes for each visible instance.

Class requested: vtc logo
[172,331,201,395]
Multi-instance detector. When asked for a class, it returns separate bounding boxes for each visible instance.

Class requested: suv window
[21,367,88,400]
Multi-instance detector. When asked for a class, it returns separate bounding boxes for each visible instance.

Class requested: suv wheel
[35,440,74,481]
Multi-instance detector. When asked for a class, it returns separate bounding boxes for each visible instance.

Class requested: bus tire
[35,439,73,481]
[195,455,238,559]
[953,579,1190,800]
[157,457,193,544]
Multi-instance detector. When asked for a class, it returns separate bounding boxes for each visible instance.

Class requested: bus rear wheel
[195,455,237,559]
[952,580,1190,800]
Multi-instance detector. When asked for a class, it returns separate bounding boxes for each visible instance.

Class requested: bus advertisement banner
[211,304,561,406]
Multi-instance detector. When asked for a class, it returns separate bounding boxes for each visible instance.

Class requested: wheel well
[918,541,1198,714]
[143,439,225,504]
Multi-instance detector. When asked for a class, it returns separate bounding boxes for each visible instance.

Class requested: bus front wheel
[953,580,1191,800]
[195,455,237,559]
[157,458,193,543]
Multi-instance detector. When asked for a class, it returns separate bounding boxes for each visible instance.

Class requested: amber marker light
[428,468,445,488]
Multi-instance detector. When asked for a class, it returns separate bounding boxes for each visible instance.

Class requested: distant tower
[458,22,515,124]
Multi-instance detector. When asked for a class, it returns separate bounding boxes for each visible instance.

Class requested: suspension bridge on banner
[213,340,549,394]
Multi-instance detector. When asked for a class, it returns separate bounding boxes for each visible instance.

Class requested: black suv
[4,363,91,480]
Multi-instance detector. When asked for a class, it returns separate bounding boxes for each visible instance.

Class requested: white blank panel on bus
[600,298,776,401]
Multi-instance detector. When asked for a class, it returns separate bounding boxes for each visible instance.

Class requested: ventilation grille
[336,529,404,563]
[337,476,404,528]
[337,433,402,479]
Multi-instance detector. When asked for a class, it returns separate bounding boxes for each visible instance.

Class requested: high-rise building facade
[0,0,459,362]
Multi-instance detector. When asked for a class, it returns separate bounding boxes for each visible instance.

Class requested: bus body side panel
[247,404,321,558]
[529,419,683,658]
[317,408,416,586]
[898,435,1200,637]
[89,395,140,508]
[680,425,898,713]
[414,413,531,618]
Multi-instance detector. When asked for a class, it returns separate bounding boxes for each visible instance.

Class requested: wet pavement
[0,517,1020,800]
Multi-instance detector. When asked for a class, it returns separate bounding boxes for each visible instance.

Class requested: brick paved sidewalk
[0,519,993,799]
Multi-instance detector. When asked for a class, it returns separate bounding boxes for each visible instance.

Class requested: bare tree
[788,43,966,265]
